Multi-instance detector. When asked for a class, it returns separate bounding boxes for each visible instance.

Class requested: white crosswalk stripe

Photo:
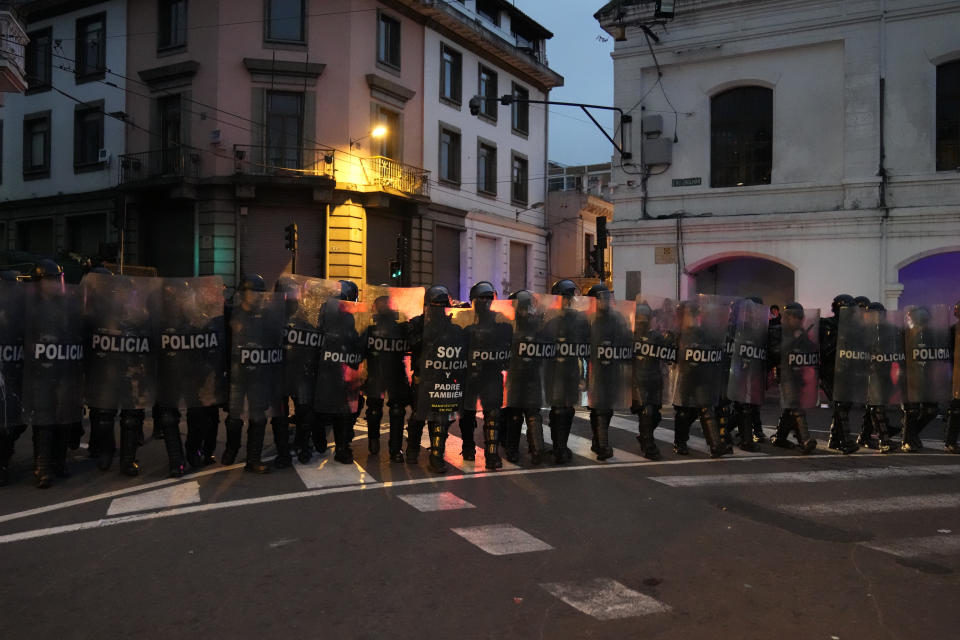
[778,493,960,517]
[106,482,201,516]
[540,578,671,620]
[294,457,373,489]
[606,414,765,457]
[540,425,647,463]
[648,464,960,487]
[862,535,960,559]
[397,491,475,512]
[451,523,553,555]
[416,431,520,472]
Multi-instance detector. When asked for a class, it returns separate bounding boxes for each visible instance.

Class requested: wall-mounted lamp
[350,125,387,149]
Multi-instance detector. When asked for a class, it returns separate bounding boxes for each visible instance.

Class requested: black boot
[460,410,477,461]
[751,405,766,443]
[184,407,205,469]
[0,430,10,486]
[856,410,876,449]
[68,421,84,450]
[333,416,354,464]
[484,413,502,470]
[406,418,424,464]
[946,406,960,454]
[770,410,796,448]
[716,403,734,446]
[294,405,314,464]
[312,416,329,455]
[589,409,599,453]
[119,412,142,476]
[672,407,693,455]
[201,407,220,465]
[428,421,447,474]
[387,403,406,463]
[791,410,817,454]
[51,425,70,479]
[244,419,270,473]
[549,408,567,464]
[700,410,732,458]
[637,409,662,460]
[150,404,165,441]
[221,417,243,465]
[526,411,546,465]
[271,415,292,468]
[91,409,117,471]
[828,403,859,454]
[160,408,185,477]
[735,404,759,452]
[595,410,613,461]
[503,409,522,464]
[365,401,383,455]
[34,425,54,489]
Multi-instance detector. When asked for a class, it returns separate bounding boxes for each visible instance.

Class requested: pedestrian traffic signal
[284,223,298,252]
[389,260,403,280]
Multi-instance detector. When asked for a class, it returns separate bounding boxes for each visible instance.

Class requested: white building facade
[596,0,960,311]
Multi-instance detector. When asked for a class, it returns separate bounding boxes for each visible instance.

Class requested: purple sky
[516,0,615,166]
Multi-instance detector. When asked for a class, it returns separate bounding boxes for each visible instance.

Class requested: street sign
[671,177,701,187]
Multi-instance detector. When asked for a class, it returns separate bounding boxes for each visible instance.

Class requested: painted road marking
[540,424,646,463]
[605,414,765,457]
[106,482,201,516]
[444,432,521,472]
[450,523,553,556]
[294,457,372,489]
[540,578,671,620]
[397,491,476,512]
[862,535,960,559]
[649,464,960,487]
[779,493,960,517]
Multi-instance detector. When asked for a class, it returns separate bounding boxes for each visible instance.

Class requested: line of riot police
[2,264,958,489]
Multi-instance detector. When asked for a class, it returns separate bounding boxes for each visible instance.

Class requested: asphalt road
[2,407,959,639]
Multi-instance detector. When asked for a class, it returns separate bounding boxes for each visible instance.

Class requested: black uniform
[631,299,678,460]
[587,291,633,461]
[0,277,26,486]
[769,304,818,453]
[313,298,364,464]
[503,291,549,465]
[819,295,859,453]
[543,293,591,464]
[900,305,952,452]
[947,305,960,453]
[726,299,769,451]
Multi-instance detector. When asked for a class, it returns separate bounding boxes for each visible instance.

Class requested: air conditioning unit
[98,148,111,163]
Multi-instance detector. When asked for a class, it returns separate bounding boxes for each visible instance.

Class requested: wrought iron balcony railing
[361,156,430,197]
[119,147,200,184]
[232,145,335,179]
[0,6,28,93]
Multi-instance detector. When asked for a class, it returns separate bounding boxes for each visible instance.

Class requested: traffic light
[284,223,298,252]
[392,233,409,285]
[389,260,403,280]
[589,216,608,280]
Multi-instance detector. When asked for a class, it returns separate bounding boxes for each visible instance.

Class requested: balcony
[361,156,430,198]
[119,147,201,185]
[0,5,27,94]
[232,145,335,180]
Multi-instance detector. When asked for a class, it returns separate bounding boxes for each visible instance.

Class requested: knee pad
[388,404,406,421]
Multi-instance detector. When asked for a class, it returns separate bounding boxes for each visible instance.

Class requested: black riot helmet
[783,301,804,328]
[747,296,764,305]
[469,280,496,301]
[338,279,359,302]
[854,296,870,309]
[0,270,20,282]
[425,284,451,307]
[586,283,609,298]
[30,259,64,282]
[867,301,885,312]
[551,279,579,297]
[831,294,854,316]
[237,273,266,292]
[906,305,931,329]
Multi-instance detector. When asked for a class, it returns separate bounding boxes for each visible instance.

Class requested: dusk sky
[515,0,616,167]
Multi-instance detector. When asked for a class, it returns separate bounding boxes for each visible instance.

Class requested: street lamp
[350,125,387,149]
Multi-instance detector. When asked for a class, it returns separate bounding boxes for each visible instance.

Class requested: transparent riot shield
[313,298,365,415]
[633,295,678,408]
[22,283,85,426]
[0,281,26,432]
[779,307,821,410]
[451,299,513,413]
[357,286,423,406]
[156,277,227,409]
[726,299,769,406]
[831,305,871,405]
[866,308,906,407]
[542,294,594,408]
[506,292,553,410]
[81,274,160,411]
[228,291,284,418]
[588,296,634,411]
[716,296,739,402]
[954,322,960,402]
[414,306,468,421]
[903,304,953,404]
[668,295,728,408]
[277,275,340,404]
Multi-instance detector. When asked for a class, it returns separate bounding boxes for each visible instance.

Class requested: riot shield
[867,308,906,407]
[156,277,227,409]
[22,283,85,426]
[954,322,960,402]
[632,295,678,407]
[831,305,871,405]
[452,299,514,412]
[588,296,634,411]
[313,298,365,415]
[277,275,340,404]
[779,307,821,409]
[414,306,468,421]
[716,296,740,402]
[228,291,284,417]
[506,292,553,409]
[0,282,25,432]
[668,295,728,408]
[726,299,769,406]
[81,274,160,411]
[903,304,953,403]
[542,294,593,408]
[358,286,423,404]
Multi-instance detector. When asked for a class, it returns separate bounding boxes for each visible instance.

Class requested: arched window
[937,60,960,171]
[711,87,772,188]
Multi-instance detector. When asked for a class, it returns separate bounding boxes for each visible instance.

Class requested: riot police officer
[631,298,678,460]
[947,301,960,454]
[900,305,950,452]
[0,270,26,486]
[727,297,769,452]
[503,290,548,464]
[769,302,818,453]
[819,294,859,454]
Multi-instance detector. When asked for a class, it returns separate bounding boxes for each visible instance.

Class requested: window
[377,12,401,70]
[25,27,52,92]
[76,13,106,82]
[438,125,461,184]
[477,0,500,26]
[936,60,960,171]
[710,86,772,188]
[375,106,401,159]
[23,113,51,179]
[477,141,497,195]
[266,0,304,43]
[266,91,303,169]
[512,83,529,135]
[478,65,498,121]
[158,0,187,50]
[0,121,3,185]
[159,94,182,173]
[74,105,104,170]
[511,153,528,204]
[440,44,462,105]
